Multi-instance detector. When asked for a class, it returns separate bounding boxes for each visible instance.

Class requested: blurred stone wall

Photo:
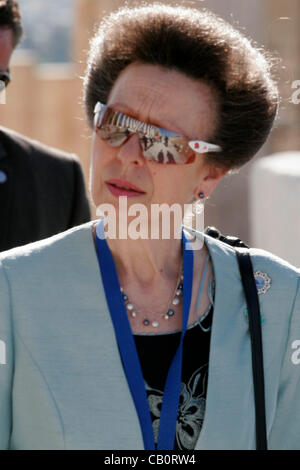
[0,0,299,231]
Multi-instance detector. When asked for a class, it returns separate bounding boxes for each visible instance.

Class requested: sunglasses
[93,101,222,164]
[0,70,11,88]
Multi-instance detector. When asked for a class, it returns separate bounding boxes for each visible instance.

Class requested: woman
[0,3,300,450]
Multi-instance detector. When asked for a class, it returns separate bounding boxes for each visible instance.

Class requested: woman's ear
[197,164,228,199]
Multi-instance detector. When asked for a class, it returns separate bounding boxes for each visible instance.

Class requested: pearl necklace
[120,265,184,328]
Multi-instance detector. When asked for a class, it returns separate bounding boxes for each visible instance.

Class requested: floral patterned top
[133,277,215,450]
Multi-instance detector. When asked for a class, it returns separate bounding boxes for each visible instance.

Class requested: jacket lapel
[192,231,256,449]
[0,138,12,250]
[0,140,6,160]
[192,231,297,449]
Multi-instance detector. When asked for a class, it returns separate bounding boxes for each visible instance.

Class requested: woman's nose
[116,133,144,166]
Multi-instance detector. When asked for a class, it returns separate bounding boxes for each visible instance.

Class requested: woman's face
[90,62,225,217]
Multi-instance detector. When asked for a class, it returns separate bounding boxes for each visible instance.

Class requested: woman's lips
[106,179,145,193]
[105,182,146,197]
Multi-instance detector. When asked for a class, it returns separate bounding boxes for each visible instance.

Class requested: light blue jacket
[0,220,300,450]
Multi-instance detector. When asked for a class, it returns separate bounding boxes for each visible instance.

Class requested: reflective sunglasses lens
[97,126,130,147]
[94,104,192,164]
[140,135,190,164]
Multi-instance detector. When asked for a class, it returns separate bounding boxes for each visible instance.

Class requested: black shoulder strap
[204,226,250,248]
[204,226,268,450]
[235,248,268,450]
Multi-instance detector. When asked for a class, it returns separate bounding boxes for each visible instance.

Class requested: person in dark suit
[0,0,91,252]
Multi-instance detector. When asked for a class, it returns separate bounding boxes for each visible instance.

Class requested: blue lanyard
[95,217,194,450]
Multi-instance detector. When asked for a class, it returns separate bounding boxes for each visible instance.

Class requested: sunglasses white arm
[188,141,222,154]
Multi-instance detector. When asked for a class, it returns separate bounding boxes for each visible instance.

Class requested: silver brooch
[254,271,271,295]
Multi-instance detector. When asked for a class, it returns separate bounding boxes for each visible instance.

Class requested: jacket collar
[0,135,7,160]
[187,228,256,448]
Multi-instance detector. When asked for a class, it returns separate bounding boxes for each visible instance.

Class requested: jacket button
[0,170,7,183]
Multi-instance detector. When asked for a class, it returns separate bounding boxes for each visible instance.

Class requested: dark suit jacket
[0,126,91,252]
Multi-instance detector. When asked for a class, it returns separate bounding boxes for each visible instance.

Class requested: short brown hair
[0,0,23,47]
[83,2,279,172]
